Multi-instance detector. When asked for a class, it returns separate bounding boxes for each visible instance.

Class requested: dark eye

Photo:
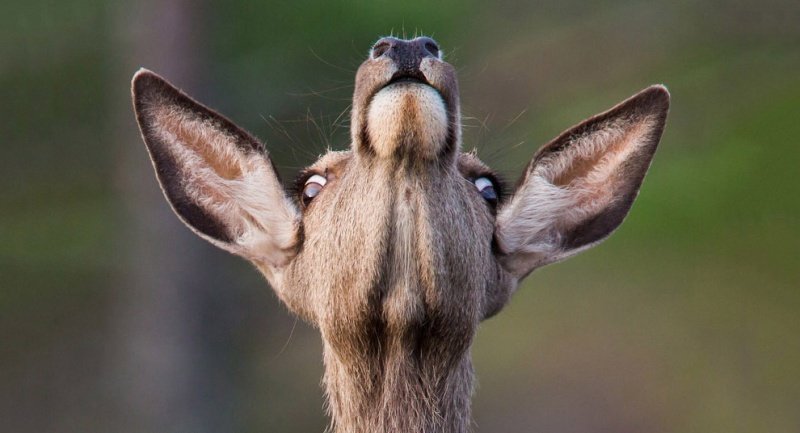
[302,174,327,207]
[474,177,498,205]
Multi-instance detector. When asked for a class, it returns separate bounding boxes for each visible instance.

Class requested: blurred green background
[2,0,798,432]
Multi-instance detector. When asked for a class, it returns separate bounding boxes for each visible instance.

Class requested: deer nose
[371,37,441,71]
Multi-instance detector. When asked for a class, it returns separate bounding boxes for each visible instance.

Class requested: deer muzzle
[352,37,461,162]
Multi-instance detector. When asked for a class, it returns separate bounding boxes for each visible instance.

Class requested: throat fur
[323,172,475,433]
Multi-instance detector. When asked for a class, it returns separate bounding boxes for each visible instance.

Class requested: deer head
[132,36,669,433]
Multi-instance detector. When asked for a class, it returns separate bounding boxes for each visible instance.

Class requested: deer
[131,36,669,433]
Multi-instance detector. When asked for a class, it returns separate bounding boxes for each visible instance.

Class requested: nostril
[424,41,440,58]
[372,40,392,58]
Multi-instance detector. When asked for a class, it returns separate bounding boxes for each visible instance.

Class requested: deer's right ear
[131,69,301,269]
[495,86,669,280]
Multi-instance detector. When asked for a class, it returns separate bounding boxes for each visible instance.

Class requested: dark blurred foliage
[1,0,798,432]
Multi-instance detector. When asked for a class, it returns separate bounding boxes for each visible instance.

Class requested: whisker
[287,83,354,99]
[504,108,527,129]
[309,47,356,74]
[274,317,299,359]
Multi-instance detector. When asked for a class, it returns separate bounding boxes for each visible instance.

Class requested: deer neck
[319,159,478,433]
[321,326,474,433]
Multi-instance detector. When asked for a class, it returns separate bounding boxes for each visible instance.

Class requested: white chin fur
[366,82,448,160]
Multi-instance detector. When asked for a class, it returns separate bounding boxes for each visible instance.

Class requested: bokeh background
[2,0,798,432]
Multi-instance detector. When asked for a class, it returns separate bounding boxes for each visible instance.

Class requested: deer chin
[366,81,448,161]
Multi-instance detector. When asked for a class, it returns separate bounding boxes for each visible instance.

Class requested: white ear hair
[496,85,669,279]
[132,69,300,270]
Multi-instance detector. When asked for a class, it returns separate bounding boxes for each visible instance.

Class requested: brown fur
[131,36,669,433]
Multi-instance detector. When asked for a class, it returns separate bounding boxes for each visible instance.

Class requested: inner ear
[132,69,301,268]
[495,85,669,279]
[155,106,246,180]
[537,115,658,231]
[550,120,643,187]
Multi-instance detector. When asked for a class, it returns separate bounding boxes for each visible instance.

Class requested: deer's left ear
[495,85,669,279]
[132,69,300,269]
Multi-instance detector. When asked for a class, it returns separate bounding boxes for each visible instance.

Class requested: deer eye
[302,174,327,207]
[474,177,498,205]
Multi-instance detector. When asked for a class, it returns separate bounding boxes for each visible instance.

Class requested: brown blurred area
[1,0,798,432]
